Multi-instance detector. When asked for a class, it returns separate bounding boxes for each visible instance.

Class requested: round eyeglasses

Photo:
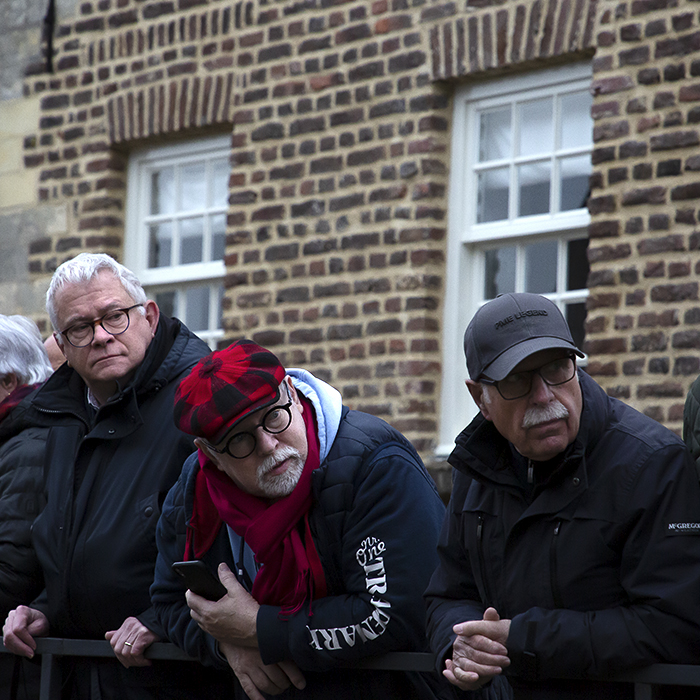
[59,304,144,348]
[209,383,294,459]
[481,355,577,400]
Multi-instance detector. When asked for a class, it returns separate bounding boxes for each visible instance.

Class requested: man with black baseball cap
[425,292,700,700]
[150,339,447,700]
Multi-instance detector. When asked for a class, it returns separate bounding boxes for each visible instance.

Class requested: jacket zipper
[477,514,496,607]
[550,520,563,608]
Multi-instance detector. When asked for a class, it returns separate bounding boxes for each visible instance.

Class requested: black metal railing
[3,638,700,700]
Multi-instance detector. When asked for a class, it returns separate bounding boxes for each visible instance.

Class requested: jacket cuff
[136,606,165,639]
[435,636,455,673]
[506,615,538,681]
[257,605,288,665]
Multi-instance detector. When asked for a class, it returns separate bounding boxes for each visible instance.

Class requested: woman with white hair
[0,315,52,700]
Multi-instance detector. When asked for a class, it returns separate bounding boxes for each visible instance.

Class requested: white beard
[256,445,305,498]
[522,400,569,429]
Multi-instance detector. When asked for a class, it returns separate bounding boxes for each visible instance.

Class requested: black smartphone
[171,560,227,601]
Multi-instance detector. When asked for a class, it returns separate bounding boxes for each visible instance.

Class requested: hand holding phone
[171,560,227,601]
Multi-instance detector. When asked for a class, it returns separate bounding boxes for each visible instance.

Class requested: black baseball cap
[464,293,584,381]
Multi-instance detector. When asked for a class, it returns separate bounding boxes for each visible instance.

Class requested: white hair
[46,253,147,333]
[0,315,54,385]
[481,383,494,405]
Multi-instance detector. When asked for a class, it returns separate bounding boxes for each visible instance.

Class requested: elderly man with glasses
[2,253,234,700]
[150,339,447,700]
[425,292,700,700]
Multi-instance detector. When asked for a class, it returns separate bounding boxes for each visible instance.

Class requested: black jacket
[152,402,448,699]
[26,317,216,698]
[0,390,46,621]
[0,389,47,700]
[426,371,700,700]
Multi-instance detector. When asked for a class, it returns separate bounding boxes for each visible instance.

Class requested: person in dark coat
[425,292,700,700]
[150,339,448,700]
[1,254,230,700]
[0,315,53,700]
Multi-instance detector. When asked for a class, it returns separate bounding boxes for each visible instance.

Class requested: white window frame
[125,135,229,349]
[439,63,593,457]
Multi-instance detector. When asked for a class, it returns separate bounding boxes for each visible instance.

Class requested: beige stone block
[0,95,40,207]
[0,171,37,208]
[0,95,40,141]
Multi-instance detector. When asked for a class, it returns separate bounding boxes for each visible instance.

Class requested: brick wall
[586,0,700,432]
[219,0,452,460]
[19,0,700,469]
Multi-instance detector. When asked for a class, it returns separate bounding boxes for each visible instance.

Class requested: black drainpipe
[43,0,56,73]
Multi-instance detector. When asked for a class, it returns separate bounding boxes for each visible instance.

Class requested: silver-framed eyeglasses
[209,382,294,459]
[481,355,577,400]
[59,304,144,348]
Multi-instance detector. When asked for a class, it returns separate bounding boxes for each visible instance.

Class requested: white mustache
[522,401,569,429]
[257,445,301,479]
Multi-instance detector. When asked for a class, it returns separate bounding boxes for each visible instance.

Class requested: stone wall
[0,0,74,331]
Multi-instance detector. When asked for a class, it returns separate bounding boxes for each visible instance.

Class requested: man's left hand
[187,562,260,648]
[105,617,160,668]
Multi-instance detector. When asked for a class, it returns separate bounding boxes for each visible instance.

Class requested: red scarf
[0,384,40,424]
[186,394,327,615]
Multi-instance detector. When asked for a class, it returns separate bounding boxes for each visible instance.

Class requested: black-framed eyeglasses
[209,382,294,459]
[481,354,577,401]
[59,304,144,348]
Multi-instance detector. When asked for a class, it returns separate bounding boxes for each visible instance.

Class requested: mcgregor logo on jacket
[307,536,391,652]
[667,522,700,535]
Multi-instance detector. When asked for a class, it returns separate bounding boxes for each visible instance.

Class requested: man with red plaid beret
[151,339,448,700]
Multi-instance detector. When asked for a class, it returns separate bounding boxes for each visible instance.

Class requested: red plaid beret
[174,339,286,444]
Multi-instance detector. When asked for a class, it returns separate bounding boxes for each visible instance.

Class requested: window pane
[566,302,587,350]
[525,240,557,294]
[560,155,590,211]
[186,286,210,332]
[567,238,589,291]
[180,162,206,212]
[560,92,593,150]
[148,223,172,268]
[150,168,174,215]
[180,218,204,265]
[484,246,516,299]
[479,108,511,162]
[211,157,229,208]
[154,290,176,318]
[519,98,553,157]
[518,162,550,216]
[211,214,226,261]
[217,285,224,329]
[477,167,509,223]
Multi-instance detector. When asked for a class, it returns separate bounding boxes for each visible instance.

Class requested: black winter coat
[0,390,46,620]
[426,371,700,700]
[0,389,47,700]
[152,406,448,700]
[24,317,221,699]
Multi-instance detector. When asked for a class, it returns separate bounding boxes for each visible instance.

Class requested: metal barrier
[2,637,700,700]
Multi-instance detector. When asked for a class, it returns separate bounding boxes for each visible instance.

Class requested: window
[439,64,593,455]
[125,136,230,349]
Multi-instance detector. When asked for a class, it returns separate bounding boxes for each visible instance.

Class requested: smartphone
[171,560,227,601]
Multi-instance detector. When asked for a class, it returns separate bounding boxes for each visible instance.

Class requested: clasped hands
[444,607,511,691]
[186,562,306,699]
